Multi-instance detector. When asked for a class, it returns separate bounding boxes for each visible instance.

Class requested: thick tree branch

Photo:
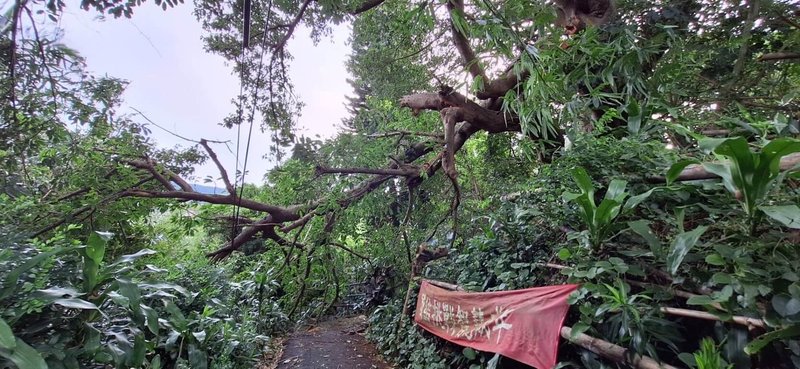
[350,0,385,14]
[648,152,800,183]
[446,0,487,82]
[758,52,800,62]
[366,131,445,140]
[315,165,420,177]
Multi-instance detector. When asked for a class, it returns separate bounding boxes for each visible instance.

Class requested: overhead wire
[231,0,275,242]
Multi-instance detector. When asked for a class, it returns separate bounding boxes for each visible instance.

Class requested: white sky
[59,3,350,184]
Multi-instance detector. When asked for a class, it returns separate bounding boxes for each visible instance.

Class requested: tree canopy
[2,0,800,368]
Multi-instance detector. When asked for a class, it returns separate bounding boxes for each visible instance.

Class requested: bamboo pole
[561,326,679,369]
[425,278,465,291]
[660,307,765,329]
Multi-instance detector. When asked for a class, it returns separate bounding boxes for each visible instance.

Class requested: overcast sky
[59,3,350,185]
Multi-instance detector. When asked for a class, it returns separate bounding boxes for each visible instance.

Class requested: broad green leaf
[623,188,656,212]
[85,232,109,265]
[666,159,700,185]
[139,282,190,297]
[666,226,708,275]
[626,98,642,134]
[37,287,83,299]
[605,179,628,202]
[82,259,100,292]
[571,167,595,205]
[759,205,800,229]
[698,137,730,153]
[141,304,160,335]
[1,247,69,301]
[703,163,736,196]
[52,298,98,310]
[745,325,800,354]
[628,220,661,254]
[118,279,142,308]
[126,334,146,368]
[0,318,15,350]
[0,338,47,369]
[111,249,157,265]
[594,199,622,229]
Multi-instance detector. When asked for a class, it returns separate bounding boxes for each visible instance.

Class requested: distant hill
[191,183,228,195]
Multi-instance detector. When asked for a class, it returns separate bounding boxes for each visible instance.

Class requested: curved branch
[274,0,313,51]
[200,139,235,194]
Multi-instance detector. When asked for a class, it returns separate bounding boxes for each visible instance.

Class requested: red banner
[414,280,578,369]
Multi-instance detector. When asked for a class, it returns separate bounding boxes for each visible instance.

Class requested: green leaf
[118,279,142,308]
[126,334,146,368]
[0,318,15,350]
[139,282,190,297]
[759,205,800,229]
[666,226,708,276]
[1,247,69,301]
[462,347,477,360]
[666,159,700,185]
[699,137,733,154]
[772,294,800,317]
[0,338,48,369]
[628,220,661,255]
[570,322,591,339]
[571,167,595,204]
[705,254,726,266]
[52,298,98,310]
[745,325,800,355]
[686,295,715,306]
[85,231,110,265]
[141,304,160,335]
[111,249,157,265]
[623,188,656,212]
[626,98,642,134]
[605,179,628,202]
[37,287,83,299]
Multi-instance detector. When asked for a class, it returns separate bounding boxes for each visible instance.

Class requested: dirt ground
[269,315,395,369]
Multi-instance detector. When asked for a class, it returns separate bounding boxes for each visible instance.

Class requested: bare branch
[274,0,313,52]
[123,158,194,192]
[200,139,236,195]
[329,242,372,262]
[315,165,420,177]
[366,131,445,140]
[758,52,800,62]
[33,176,155,238]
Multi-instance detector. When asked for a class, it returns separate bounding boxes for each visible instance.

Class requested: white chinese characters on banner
[418,292,515,343]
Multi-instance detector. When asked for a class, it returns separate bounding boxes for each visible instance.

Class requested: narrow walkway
[274,315,394,369]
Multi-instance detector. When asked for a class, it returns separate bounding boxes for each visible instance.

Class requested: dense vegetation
[1,0,799,368]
